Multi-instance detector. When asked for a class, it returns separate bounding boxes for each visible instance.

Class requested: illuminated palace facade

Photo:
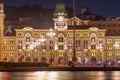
[1,3,120,64]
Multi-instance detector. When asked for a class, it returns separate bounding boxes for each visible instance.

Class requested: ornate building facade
[1,2,120,65]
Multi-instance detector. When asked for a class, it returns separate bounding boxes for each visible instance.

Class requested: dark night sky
[0,0,120,18]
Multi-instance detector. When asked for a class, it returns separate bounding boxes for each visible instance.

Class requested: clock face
[58,16,63,22]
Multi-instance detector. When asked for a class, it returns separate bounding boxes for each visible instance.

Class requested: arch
[9,58,14,62]
[58,33,64,42]
[58,33,64,37]
[41,57,47,62]
[58,57,64,64]
[90,33,97,42]
[18,57,23,62]
[33,58,38,62]
[91,57,97,62]
[25,57,31,62]
[3,57,7,62]
[25,33,31,42]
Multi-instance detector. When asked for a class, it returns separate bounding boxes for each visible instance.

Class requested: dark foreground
[0,66,120,72]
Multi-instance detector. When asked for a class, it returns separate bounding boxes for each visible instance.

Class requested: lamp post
[72,0,77,63]
[47,28,56,64]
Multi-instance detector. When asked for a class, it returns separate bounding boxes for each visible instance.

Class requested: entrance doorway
[58,57,64,64]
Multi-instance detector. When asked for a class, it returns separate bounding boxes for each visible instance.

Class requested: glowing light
[47,28,56,38]
[48,72,58,79]
[114,42,119,47]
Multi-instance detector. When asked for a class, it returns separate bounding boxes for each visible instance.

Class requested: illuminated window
[34,33,38,37]
[91,34,96,42]
[76,33,80,37]
[3,39,7,44]
[18,33,22,37]
[10,53,13,56]
[91,45,96,49]
[26,36,30,42]
[18,40,22,44]
[49,46,54,50]
[58,45,63,50]
[107,39,112,44]
[76,40,80,49]
[68,40,72,50]
[10,46,14,50]
[49,40,54,50]
[18,46,22,49]
[107,52,112,56]
[41,45,46,50]
[58,36,63,42]
[83,40,88,49]
[3,46,6,50]
[106,45,112,50]
[10,40,14,44]
[26,44,29,49]
[25,33,31,42]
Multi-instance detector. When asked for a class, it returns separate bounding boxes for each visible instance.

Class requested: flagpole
[73,0,75,16]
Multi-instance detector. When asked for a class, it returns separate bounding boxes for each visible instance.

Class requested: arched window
[26,36,30,42]
[91,33,96,42]
[58,34,64,42]
[58,36,63,42]
[25,33,31,42]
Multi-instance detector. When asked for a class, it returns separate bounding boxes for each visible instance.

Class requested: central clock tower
[53,3,68,31]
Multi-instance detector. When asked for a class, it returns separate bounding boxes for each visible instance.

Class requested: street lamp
[72,0,77,63]
[47,28,56,64]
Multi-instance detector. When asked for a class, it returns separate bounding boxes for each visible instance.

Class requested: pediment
[23,27,33,30]
[69,16,83,22]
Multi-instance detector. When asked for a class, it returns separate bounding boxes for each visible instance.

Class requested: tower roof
[53,3,67,18]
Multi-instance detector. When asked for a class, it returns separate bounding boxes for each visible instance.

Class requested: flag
[4,25,12,36]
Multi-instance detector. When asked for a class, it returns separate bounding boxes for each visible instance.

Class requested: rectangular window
[18,33,22,37]
[49,46,54,50]
[18,40,22,44]
[26,44,29,49]
[83,40,88,49]
[10,40,14,44]
[3,46,6,50]
[42,46,46,50]
[10,46,14,50]
[91,45,96,49]
[107,39,112,44]
[58,45,63,50]
[58,37,63,42]
[49,40,53,45]
[75,40,80,50]
[4,40,7,44]
[18,45,22,49]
